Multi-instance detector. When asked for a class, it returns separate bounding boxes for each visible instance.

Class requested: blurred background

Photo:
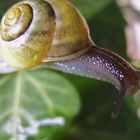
[1,0,140,140]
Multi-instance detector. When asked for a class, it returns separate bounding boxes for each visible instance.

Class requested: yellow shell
[1,4,33,41]
[44,0,92,62]
[0,0,92,68]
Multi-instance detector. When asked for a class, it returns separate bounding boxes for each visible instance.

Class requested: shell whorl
[1,4,33,41]
[0,0,56,68]
[0,0,92,68]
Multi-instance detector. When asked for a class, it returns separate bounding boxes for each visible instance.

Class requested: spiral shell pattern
[0,0,55,68]
[0,0,91,68]
[1,4,33,41]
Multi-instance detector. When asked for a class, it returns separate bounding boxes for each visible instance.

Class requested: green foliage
[70,0,113,19]
[0,0,140,140]
[0,69,80,139]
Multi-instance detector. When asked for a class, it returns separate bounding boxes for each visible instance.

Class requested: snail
[0,0,140,118]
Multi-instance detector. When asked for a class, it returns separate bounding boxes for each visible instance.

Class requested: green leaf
[70,0,113,19]
[0,69,80,140]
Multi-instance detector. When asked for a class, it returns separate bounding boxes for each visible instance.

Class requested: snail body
[0,0,140,118]
[46,45,140,117]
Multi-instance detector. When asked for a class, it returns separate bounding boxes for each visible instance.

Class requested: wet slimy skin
[46,45,140,118]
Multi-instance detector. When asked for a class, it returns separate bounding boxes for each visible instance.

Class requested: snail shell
[0,0,91,68]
